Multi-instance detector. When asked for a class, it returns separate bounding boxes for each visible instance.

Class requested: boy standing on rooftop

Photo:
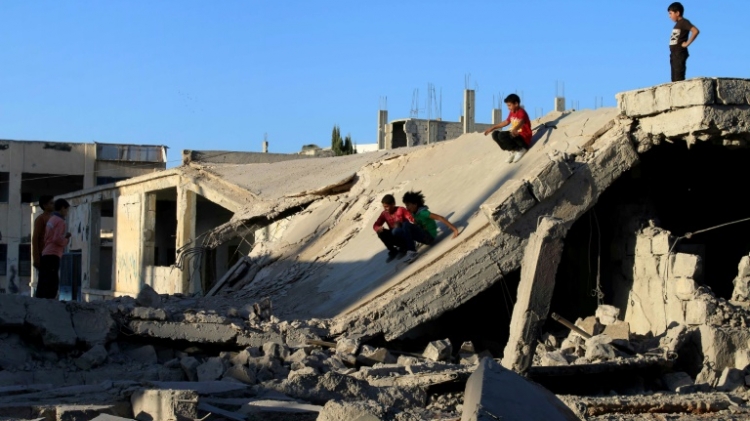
[483,94,532,164]
[668,2,700,82]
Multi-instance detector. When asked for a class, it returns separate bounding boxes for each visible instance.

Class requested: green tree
[331,125,356,156]
[331,125,343,155]
[343,134,353,155]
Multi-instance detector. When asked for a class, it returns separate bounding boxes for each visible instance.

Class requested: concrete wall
[385,119,495,149]
[0,139,166,295]
[183,150,315,165]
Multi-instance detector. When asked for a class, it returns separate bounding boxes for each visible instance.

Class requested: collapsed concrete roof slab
[215,107,628,340]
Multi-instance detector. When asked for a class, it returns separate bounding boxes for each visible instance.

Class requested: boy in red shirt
[373,194,414,262]
[483,94,533,163]
[37,199,71,299]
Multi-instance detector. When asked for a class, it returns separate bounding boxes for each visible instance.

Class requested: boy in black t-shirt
[668,2,700,82]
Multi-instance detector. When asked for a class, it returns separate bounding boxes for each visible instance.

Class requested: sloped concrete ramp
[212,77,750,340]
[215,106,628,340]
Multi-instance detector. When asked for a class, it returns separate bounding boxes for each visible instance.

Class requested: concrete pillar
[262,141,268,153]
[83,143,96,189]
[176,187,197,294]
[4,143,23,294]
[554,97,565,112]
[378,110,388,150]
[502,217,568,373]
[463,89,475,134]
[427,120,439,144]
[492,108,503,125]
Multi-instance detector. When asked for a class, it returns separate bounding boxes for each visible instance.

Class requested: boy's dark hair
[402,191,426,208]
[381,194,396,205]
[504,94,521,104]
[54,198,70,211]
[668,2,684,15]
[38,195,54,208]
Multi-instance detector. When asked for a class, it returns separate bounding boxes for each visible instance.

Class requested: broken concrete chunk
[527,157,573,202]
[459,341,476,354]
[717,367,745,392]
[595,305,620,325]
[0,333,31,369]
[357,346,396,366]
[602,320,630,342]
[480,179,537,231]
[135,284,162,308]
[731,256,750,302]
[584,335,616,362]
[674,277,698,300]
[335,337,360,355]
[131,389,198,421]
[197,357,226,382]
[69,303,117,347]
[179,356,200,382]
[397,355,421,366]
[575,316,603,337]
[423,339,452,362]
[223,364,257,385]
[289,366,318,380]
[130,306,168,321]
[540,351,569,367]
[560,335,585,356]
[75,344,109,370]
[460,353,480,366]
[317,399,386,421]
[236,330,283,348]
[670,253,702,279]
[262,341,290,360]
[128,320,238,344]
[662,371,694,392]
[56,404,133,421]
[462,357,579,421]
[25,298,77,349]
[0,293,27,326]
[124,345,158,365]
[685,298,715,325]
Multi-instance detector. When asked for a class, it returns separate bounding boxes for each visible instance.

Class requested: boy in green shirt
[400,191,460,262]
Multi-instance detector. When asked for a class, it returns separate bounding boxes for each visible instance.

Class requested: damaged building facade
[0,139,166,295]
[3,78,750,420]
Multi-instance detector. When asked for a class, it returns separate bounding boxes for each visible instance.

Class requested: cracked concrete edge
[332,128,640,341]
[501,217,568,373]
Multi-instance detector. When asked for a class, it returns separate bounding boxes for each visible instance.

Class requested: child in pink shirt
[37,199,71,299]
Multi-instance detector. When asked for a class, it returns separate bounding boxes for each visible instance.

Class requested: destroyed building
[0,139,167,296]
[3,78,750,420]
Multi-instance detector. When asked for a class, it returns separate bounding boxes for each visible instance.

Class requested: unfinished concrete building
[380,89,502,149]
[3,78,750,420]
[0,139,166,296]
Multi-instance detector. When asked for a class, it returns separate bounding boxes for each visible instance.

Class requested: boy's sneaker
[404,250,419,263]
[511,149,526,163]
[386,250,399,263]
[506,152,515,163]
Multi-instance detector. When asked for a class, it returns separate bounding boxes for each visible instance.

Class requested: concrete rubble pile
[3,78,750,420]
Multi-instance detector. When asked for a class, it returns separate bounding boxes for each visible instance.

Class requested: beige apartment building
[0,139,167,295]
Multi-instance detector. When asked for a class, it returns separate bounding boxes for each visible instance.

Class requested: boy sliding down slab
[483,94,532,163]
[399,190,460,263]
[373,194,414,262]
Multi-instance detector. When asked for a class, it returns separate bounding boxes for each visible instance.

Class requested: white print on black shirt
[670,29,680,45]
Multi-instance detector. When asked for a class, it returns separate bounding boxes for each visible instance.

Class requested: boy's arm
[483,120,510,135]
[683,25,700,48]
[429,213,460,238]
[373,213,386,232]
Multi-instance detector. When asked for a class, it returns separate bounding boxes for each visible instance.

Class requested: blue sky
[1,1,747,166]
